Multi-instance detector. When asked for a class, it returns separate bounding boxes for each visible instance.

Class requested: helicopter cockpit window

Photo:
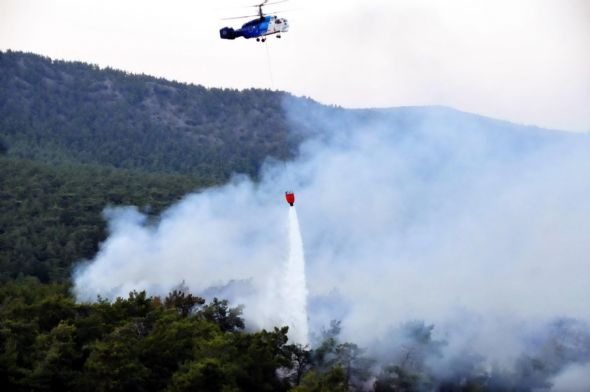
[276,19,282,24]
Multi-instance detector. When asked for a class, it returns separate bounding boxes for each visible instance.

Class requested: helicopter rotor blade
[220,0,290,21]
[221,10,287,21]
[215,0,286,12]
[247,0,288,8]
[262,0,289,6]
[221,14,260,20]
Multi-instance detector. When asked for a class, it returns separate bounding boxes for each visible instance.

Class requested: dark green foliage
[164,289,206,318]
[82,322,151,392]
[166,358,231,392]
[0,156,211,283]
[0,279,300,391]
[0,51,295,179]
[201,298,245,332]
[290,368,348,392]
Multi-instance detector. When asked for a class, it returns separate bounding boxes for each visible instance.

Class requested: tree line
[0,278,373,391]
[5,277,583,391]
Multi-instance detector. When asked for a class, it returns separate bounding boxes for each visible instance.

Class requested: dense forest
[2,50,557,182]
[1,51,588,391]
[0,278,343,391]
[0,156,213,283]
[3,278,587,391]
[0,51,299,179]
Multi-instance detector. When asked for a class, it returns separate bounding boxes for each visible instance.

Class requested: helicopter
[220,0,289,42]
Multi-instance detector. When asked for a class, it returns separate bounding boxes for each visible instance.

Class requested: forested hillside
[0,51,295,179]
[0,50,301,284]
[2,50,588,391]
[0,156,212,283]
[0,50,566,182]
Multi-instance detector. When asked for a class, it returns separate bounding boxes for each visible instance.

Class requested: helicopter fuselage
[220,15,289,40]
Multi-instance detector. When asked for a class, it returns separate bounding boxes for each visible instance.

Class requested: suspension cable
[264,39,275,89]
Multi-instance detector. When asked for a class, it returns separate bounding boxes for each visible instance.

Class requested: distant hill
[0,51,573,180]
[0,51,298,179]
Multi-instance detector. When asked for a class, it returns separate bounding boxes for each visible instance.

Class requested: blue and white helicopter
[220,0,289,42]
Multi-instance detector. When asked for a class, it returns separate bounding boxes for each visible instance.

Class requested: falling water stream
[281,207,309,345]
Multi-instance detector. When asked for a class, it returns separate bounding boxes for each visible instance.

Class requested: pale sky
[1,0,589,131]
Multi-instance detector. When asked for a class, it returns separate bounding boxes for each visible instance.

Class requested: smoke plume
[74,98,590,387]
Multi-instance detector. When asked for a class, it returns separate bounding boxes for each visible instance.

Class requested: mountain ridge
[1,50,574,181]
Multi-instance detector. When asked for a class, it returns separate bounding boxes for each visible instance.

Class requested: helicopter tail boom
[220,27,244,39]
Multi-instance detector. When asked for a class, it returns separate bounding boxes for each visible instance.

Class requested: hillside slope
[1,50,574,181]
[0,51,295,179]
[0,156,211,283]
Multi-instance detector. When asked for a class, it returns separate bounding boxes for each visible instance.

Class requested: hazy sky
[1,0,589,131]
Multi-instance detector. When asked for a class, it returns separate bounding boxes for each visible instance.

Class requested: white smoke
[551,363,590,392]
[74,100,590,375]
